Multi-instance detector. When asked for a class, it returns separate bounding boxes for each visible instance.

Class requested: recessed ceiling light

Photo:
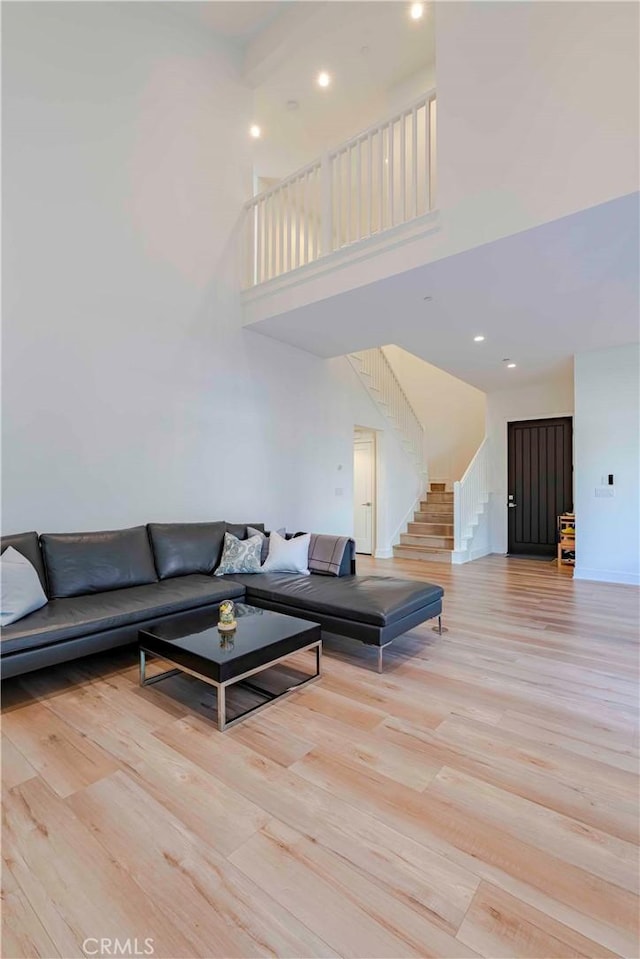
[410,3,424,20]
[507,363,517,369]
[423,295,433,301]
[249,124,261,139]
[474,335,485,342]
[317,71,331,88]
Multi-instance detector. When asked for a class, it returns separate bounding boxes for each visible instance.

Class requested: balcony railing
[242,90,436,289]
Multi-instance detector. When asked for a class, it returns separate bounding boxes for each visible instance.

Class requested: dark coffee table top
[139,603,320,683]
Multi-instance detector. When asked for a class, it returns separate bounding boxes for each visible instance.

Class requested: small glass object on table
[218,599,237,632]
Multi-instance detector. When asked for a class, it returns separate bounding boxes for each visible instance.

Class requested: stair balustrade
[348,348,427,480]
[453,438,489,555]
[242,90,436,289]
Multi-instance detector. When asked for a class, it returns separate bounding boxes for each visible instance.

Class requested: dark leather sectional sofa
[0,522,444,679]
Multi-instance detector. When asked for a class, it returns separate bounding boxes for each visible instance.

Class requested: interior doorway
[353,428,376,555]
[507,416,573,556]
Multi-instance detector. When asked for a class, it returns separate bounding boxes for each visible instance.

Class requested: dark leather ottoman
[226,573,444,671]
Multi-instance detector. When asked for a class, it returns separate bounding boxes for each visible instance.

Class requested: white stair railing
[242,90,436,289]
[348,348,427,479]
[453,438,489,552]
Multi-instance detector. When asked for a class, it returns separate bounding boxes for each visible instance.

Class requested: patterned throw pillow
[213,533,262,576]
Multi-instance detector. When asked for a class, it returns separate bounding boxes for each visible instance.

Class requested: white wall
[383,345,485,484]
[573,345,640,585]
[485,365,575,554]
[436,0,639,251]
[1,2,417,551]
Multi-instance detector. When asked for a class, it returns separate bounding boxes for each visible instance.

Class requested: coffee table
[138,603,321,731]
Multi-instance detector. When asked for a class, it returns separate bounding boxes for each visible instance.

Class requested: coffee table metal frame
[139,638,322,732]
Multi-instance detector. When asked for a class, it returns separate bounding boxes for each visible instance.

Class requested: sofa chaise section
[228,571,444,670]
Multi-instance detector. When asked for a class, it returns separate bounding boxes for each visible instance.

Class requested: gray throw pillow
[247,526,286,564]
[214,532,262,576]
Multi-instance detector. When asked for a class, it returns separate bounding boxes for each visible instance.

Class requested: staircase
[393,482,453,563]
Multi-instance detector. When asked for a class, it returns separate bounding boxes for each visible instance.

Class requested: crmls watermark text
[82,938,155,957]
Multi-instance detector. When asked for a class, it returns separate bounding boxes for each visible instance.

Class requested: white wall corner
[574,345,639,587]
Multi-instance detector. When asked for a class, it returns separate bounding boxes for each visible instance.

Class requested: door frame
[353,427,377,555]
[505,413,574,556]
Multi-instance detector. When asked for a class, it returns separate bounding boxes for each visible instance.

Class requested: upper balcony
[240,90,437,292]
[241,2,637,343]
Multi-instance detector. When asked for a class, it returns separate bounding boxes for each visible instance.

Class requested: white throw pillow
[261,531,311,575]
[0,547,48,626]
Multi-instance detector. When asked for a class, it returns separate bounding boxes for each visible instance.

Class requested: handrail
[328,88,436,156]
[459,435,488,486]
[378,348,423,430]
[348,348,427,478]
[454,438,489,552]
[242,90,436,289]
[243,157,322,209]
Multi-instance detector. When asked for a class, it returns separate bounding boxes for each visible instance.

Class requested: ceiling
[171,2,435,181]
[245,193,640,393]
[176,2,291,42]
[246,2,436,178]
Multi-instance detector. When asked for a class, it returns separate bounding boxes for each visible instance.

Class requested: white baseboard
[374,547,394,559]
[573,566,640,586]
[451,545,492,565]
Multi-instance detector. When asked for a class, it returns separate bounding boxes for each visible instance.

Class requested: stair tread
[393,545,452,564]
[418,516,453,521]
[401,537,454,547]
[405,528,453,533]
[394,543,452,553]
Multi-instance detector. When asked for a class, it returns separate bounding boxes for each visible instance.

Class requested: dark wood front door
[507,417,573,556]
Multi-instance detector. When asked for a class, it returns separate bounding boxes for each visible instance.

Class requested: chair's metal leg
[377,646,384,674]
[139,648,146,686]
[438,614,442,635]
[432,614,448,634]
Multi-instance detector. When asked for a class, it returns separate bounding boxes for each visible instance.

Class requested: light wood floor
[2,555,639,959]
